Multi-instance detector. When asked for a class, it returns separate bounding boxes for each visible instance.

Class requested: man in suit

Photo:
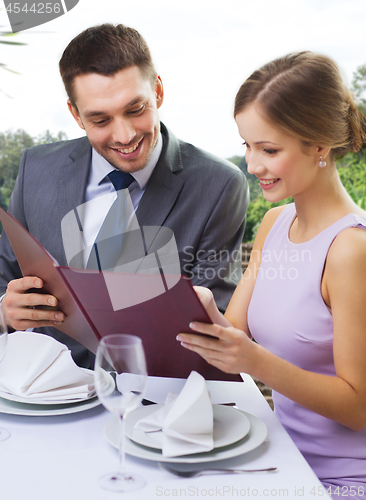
[0,24,248,369]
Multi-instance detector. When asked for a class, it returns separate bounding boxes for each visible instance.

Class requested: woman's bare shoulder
[254,205,289,250]
[327,225,366,272]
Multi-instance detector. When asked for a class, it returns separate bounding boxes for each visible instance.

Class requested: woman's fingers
[193,286,214,309]
[189,320,227,339]
[177,322,255,374]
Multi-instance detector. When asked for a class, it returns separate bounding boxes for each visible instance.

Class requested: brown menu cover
[0,207,241,381]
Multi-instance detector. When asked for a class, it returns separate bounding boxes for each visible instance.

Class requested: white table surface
[0,374,330,500]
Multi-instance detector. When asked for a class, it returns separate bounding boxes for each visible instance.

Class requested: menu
[0,207,241,381]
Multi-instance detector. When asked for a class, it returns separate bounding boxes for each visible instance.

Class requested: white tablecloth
[0,374,330,500]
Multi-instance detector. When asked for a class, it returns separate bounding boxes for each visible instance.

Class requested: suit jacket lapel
[135,124,184,251]
[57,137,92,222]
[56,137,92,266]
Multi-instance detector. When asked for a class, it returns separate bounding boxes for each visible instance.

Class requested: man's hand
[2,277,65,331]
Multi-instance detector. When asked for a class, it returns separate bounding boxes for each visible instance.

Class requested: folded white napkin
[0,331,95,401]
[135,371,214,457]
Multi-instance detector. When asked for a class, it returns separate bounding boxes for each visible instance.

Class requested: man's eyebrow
[126,97,146,107]
[83,96,146,118]
[83,110,106,118]
[254,141,278,145]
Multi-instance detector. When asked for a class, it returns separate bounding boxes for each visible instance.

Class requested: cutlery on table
[137,395,236,407]
[158,464,278,477]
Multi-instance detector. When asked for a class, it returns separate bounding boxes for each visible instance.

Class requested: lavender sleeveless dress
[248,204,366,499]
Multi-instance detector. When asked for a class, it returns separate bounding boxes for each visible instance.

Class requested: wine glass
[94,334,147,492]
[0,304,10,441]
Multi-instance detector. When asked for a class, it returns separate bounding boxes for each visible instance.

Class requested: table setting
[0,328,331,500]
[0,330,100,416]
[115,370,267,465]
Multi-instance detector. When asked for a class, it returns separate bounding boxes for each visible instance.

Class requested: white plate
[0,394,101,416]
[125,404,250,450]
[0,368,96,405]
[0,389,96,405]
[104,409,267,463]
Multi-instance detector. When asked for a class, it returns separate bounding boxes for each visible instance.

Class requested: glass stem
[118,414,126,479]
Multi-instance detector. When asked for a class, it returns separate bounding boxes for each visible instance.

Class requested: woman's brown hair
[234,51,366,158]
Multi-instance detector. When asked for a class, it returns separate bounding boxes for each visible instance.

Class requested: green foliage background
[0,129,67,210]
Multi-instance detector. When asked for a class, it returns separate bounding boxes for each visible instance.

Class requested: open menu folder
[0,207,241,381]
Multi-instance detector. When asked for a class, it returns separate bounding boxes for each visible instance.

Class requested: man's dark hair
[59,23,157,107]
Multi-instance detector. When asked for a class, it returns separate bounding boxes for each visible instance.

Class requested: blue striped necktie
[108,170,134,191]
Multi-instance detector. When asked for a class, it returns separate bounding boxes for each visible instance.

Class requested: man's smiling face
[68,65,164,173]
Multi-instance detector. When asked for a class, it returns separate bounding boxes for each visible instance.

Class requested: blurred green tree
[351,63,366,114]
[0,129,67,209]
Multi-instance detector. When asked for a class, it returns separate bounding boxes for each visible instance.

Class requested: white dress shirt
[80,134,163,266]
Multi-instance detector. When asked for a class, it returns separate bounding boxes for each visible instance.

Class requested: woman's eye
[264,148,277,155]
[242,141,250,149]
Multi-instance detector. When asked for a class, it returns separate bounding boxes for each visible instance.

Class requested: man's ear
[67,100,85,130]
[155,76,164,109]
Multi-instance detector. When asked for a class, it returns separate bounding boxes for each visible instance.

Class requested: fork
[158,463,278,477]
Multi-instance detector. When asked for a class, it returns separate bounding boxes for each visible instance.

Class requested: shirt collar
[91,133,163,189]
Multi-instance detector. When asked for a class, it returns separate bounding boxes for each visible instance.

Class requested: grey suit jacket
[0,123,248,368]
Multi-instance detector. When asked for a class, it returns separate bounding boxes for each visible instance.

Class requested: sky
[1,0,366,159]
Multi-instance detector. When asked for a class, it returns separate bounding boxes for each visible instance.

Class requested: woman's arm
[248,228,366,431]
[179,222,366,431]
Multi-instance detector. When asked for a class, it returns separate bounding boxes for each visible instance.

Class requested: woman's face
[235,105,320,203]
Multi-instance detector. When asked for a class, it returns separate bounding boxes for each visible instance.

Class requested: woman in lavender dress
[177,52,366,499]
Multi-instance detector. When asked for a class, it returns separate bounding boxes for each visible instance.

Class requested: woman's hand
[177,320,256,375]
[193,286,215,310]
[193,286,232,327]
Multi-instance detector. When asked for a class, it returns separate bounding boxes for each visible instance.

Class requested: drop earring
[319,156,327,168]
